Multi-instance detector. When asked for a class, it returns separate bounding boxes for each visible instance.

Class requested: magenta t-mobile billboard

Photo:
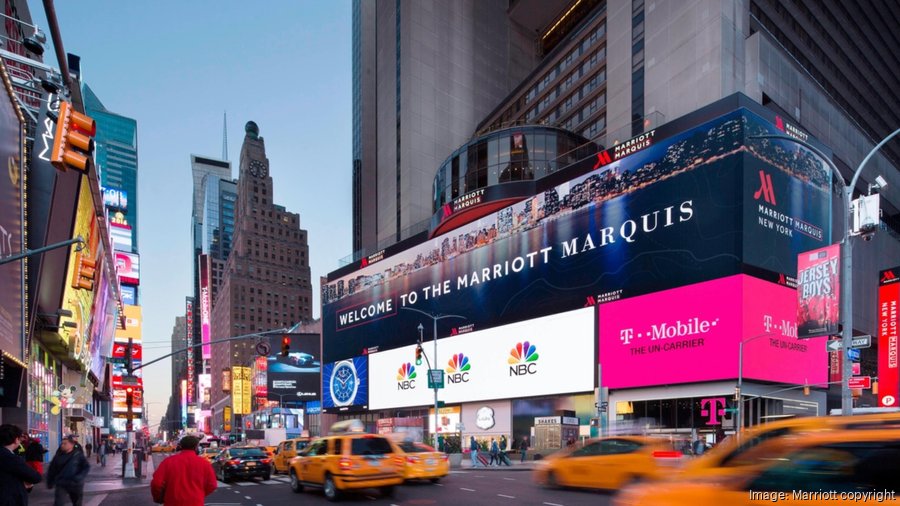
[599,274,826,388]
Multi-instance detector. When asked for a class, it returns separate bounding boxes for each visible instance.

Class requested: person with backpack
[47,435,90,506]
[469,437,482,468]
[0,424,42,506]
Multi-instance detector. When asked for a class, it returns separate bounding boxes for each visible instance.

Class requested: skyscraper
[351,0,538,256]
[209,122,313,432]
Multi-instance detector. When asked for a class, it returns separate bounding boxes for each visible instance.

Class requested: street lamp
[736,332,774,434]
[401,307,465,444]
[751,126,900,416]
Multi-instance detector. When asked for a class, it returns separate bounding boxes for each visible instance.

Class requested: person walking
[499,435,510,466]
[0,424,43,506]
[97,439,106,467]
[83,443,91,459]
[468,437,481,468]
[489,438,499,466]
[47,435,89,506]
[151,435,216,506]
[519,436,529,463]
[24,438,47,475]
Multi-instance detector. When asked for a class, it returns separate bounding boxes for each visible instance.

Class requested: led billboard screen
[598,275,826,389]
[0,71,23,360]
[323,106,831,363]
[199,254,212,360]
[109,222,132,252]
[198,373,211,411]
[878,268,899,408]
[102,187,128,211]
[797,245,841,339]
[267,333,321,402]
[115,252,140,285]
[121,285,136,306]
[322,356,368,412]
[369,308,595,410]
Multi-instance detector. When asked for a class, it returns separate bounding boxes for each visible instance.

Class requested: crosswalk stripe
[234,481,259,486]
[216,481,231,488]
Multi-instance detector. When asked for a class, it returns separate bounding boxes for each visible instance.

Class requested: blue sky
[27,1,352,424]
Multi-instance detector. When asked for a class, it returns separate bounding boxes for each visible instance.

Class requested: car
[391,440,449,482]
[679,411,900,480]
[211,447,273,483]
[289,421,403,501]
[273,438,311,474]
[614,430,900,506]
[533,436,683,491]
[151,442,174,453]
[201,447,221,463]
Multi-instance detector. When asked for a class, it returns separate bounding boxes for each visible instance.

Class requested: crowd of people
[0,424,218,506]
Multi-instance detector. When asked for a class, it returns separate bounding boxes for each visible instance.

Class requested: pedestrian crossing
[216,476,292,488]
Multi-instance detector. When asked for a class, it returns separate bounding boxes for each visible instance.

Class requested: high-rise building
[209,122,313,432]
[166,315,187,431]
[351,0,538,256]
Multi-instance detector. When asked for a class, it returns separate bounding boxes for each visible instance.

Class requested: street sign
[826,340,842,352]
[853,362,861,375]
[121,375,140,386]
[849,376,872,389]
[851,335,872,349]
[847,348,861,361]
[427,369,444,389]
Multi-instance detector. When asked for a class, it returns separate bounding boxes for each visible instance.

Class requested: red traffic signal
[281,336,290,357]
[125,386,134,394]
[51,101,96,172]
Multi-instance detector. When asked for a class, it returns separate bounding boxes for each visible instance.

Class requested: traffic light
[803,384,810,396]
[281,336,290,357]
[71,251,96,290]
[51,101,96,172]
[125,386,134,408]
[415,345,423,366]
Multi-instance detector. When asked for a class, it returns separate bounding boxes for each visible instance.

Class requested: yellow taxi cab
[391,440,449,482]
[273,438,311,474]
[151,442,174,453]
[615,429,900,506]
[289,421,403,501]
[201,447,222,463]
[533,436,683,490]
[680,411,900,480]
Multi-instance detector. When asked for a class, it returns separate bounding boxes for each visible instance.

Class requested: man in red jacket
[150,436,216,505]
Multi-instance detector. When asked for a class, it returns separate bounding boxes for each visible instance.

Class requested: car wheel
[221,471,231,484]
[381,485,395,497]
[622,475,643,489]
[290,470,303,493]
[323,474,340,502]
[546,471,560,489]
[430,478,440,484]
[264,473,271,481]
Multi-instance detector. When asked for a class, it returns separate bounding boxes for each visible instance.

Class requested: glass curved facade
[432,126,596,212]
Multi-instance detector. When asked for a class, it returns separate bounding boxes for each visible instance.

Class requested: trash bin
[135,448,144,477]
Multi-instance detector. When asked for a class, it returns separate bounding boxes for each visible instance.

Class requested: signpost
[847,348,861,361]
[427,369,444,389]
[848,376,871,390]
[851,335,872,349]
[826,340,842,352]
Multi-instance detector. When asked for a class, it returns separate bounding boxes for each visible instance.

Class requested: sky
[27,1,353,428]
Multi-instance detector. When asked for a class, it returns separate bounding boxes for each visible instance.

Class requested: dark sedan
[211,447,273,483]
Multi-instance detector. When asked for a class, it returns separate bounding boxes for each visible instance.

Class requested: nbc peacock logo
[446,353,471,383]
[508,341,539,376]
[396,362,417,390]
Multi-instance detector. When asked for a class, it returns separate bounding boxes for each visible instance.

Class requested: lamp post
[736,333,774,434]
[751,127,899,416]
[401,307,465,443]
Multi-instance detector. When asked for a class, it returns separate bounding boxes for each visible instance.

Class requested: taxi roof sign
[330,419,366,434]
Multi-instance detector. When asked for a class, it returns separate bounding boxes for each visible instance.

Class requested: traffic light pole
[0,236,84,266]
[127,328,288,373]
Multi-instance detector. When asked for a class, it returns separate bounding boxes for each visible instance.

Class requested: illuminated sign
[101,186,128,211]
[120,285,136,305]
[109,222,132,252]
[199,254,211,360]
[797,245,840,339]
[222,369,232,393]
[186,298,195,405]
[113,305,142,343]
[181,380,187,427]
[115,252,140,285]
[198,373,211,411]
[232,366,252,415]
[878,267,900,408]
[223,406,232,432]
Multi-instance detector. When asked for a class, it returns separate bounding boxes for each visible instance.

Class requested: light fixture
[22,28,46,56]
[39,78,61,94]
[875,175,888,190]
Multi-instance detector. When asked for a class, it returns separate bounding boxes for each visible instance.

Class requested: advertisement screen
[369,308,595,410]
[322,107,831,363]
[89,266,115,379]
[102,187,128,211]
[599,275,826,389]
[267,333,321,401]
[0,72,23,360]
[232,366,252,415]
[112,388,143,414]
[199,254,212,359]
[180,380,187,427]
[116,252,140,285]
[114,305,142,342]
[797,245,840,339]
[109,222,132,252]
[111,342,142,361]
[198,373,211,411]
[429,406,461,434]
[121,285,136,306]
[322,356,368,412]
[878,268,899,408]
[186,298,194,405]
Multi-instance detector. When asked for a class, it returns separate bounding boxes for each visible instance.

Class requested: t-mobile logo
[763,314,774,333]
[700,397,726,425]
[753,170,777,205]
[620,328,634,345]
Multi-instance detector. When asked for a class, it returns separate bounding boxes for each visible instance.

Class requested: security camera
[875,175,888,189]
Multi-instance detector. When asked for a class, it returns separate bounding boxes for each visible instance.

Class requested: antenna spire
[222,111,228,161]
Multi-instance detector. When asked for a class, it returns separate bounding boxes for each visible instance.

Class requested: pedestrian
[469,437,481,468]
[151,435,216,506]
[499,436,510,466]
[0,424,43,506]
[519,436,529,463]
[97,438,106,467]
[489,438,499,466]
[47,435,89,506]
[692,438,705,456]
[24,438,47,475]
[83,443,91,459]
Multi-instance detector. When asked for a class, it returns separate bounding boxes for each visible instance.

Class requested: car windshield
[351,437,393,456]
[230,448,266,457]
[399,442,434,453]
[204,449,219,454]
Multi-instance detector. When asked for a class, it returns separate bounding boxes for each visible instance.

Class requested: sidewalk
[458,455,538,471]
[29,452,156,506]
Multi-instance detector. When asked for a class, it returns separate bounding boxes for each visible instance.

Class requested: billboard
[232,366,252,415]
[322,107,831,363]
[369,308,595,410]
[222,369,232,393]
[429,406,461,434]
[111,342,142,361]
[109,222,132,251]
[186,298,195,405]
[112,388,143,414]
[181,380,187,427]
[121,285,136,306]
[114,305,142,342]
[199,254,211,360]
[878,268,900,407]
[797,245,841,339]
[0,70,23,360]
[115,252,140,285]
[267,333,321,402]
[322,356,368,412]
[599,275,826,389]
[102,187,128,211]
[198,373,211,411]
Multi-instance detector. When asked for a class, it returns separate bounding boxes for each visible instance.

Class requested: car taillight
[339,458,354,471]
[652,451,683,459]
[406,456,419,464]
[441,454,449,461]
[227,459,241,466]
[261,458,272,465]
[394,456,405,467]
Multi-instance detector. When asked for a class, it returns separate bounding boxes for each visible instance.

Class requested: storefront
[27,343,62,456]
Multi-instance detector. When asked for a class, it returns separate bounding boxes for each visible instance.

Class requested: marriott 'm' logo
[753,170,777,205]
[593,150,612,170]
